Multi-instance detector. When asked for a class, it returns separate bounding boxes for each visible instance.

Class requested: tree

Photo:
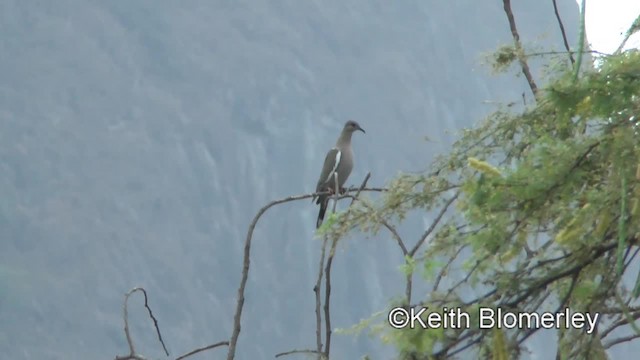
[324,6,640,360]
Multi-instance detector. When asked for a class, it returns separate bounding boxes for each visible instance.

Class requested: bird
[313,120,365,228]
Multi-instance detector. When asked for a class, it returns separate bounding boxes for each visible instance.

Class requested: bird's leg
[339,186,347,195]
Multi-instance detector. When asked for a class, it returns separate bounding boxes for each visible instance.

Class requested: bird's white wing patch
[324,150,341,184]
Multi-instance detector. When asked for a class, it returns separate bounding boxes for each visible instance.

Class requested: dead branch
[323,237,337,359]
[114,287,168,360]
[175,341,229,360]
[314,235,328,355]
[226,180,381,360]
[604,334,640,349]
[322,172,342,359]
[349,173,371,206]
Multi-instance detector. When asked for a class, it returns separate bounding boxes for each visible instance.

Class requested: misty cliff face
[1,1,610,359]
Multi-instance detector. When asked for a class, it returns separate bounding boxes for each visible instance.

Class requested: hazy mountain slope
[3,1,626,359]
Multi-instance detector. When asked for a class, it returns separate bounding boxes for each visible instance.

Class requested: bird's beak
[357,126,366,134]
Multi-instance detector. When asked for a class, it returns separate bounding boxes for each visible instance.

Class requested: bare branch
[551,0,575,64]
[350,173,371,203]
[516,290,552,345]
[115,355,146,360]
[504,241,617,308]
[115,287,167,360]
[226,185,381,360]
[409,192,459,257]
[275,349,327,359]
[321,173,341,359]
[312,175,375,357]
[503,0,539,98]
[323,235,337,359]
[175,341,229,360]
[382,220,408,255]
[314,236,328,355]
[526,50,609,57]
[344,175,415,305]
[140,289,169,356]
[346,187,408,256]
[433,245,467,292]
[604,334,640,349]
[600,307,640,339]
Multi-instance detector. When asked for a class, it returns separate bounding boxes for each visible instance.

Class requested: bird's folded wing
[316,147,341,191]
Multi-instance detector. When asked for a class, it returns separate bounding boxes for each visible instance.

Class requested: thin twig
[115,287,167,360]
[409,192,459,257]
[526,50,609,57]
[505,242,617,308]
[516,290,553,345]
[275,349,327,358]
[348,190,408,255]
[551,0,575,64]
[433,245,468,292]
[600,310,640,339]
[382,220,408,255]
[349,172,371,206]
[175,341,229,360]
[503,0,539,99]
[345,178,414,305]
[604,334,640,349]
[139,288,169,356]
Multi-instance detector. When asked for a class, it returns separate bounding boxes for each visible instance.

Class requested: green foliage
[399,255,416,276]
[491,45,518,73]
[327,45,640,358]
[315,210,341,236]
[422,258,445,280]
[334,310,387,337]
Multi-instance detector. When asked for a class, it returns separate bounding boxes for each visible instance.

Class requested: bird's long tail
[316,195,328,229]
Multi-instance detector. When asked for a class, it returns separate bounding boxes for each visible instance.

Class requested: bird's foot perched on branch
[339,187,347,195]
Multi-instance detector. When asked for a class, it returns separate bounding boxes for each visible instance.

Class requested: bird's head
[344,120,365,134]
